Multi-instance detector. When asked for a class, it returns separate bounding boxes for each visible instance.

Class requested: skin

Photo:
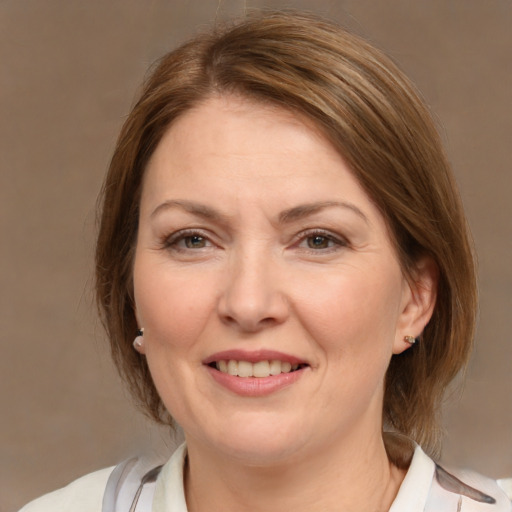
[133,95,437,512]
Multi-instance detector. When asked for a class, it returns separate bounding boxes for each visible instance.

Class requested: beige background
[1,1,511,511]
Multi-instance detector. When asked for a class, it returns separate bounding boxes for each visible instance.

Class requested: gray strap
[435,464,496,504]
[102,458,162,512]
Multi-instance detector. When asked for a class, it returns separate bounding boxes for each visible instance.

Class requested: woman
[21,10,511,512]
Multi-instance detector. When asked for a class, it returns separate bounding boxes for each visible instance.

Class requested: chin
[194,415,312,466]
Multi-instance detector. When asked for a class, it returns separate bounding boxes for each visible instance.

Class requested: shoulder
[19,466,114,512]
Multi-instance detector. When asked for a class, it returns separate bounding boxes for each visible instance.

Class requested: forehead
[154,95,329,168]
[142,95,396,233]
[144,95,355,193]
[142,95,383,218]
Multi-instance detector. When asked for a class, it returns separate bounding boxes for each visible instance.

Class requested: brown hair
[96,10,476,457]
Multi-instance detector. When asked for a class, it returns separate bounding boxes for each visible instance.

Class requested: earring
[404,335,417,345]
[133,328,144,351]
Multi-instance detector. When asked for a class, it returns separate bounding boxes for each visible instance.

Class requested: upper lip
[203,349,307,365]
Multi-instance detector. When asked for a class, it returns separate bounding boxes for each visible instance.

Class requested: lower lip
[206,365,306,396]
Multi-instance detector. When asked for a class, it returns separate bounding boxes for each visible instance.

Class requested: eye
[183,235,207,249]
[295,230,348,252]
[306,235,332,249]
[163,230,213,251]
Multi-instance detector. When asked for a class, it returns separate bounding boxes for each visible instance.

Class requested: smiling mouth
[209,360,308,378]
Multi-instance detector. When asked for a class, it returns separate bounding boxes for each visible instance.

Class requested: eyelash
[162,228,348,255]
[294,229,348,253]
[163,229,213,252]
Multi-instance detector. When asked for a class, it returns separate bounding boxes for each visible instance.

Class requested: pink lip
[203,350,309,397]
[203,349,306,365]
[205,365,307,397]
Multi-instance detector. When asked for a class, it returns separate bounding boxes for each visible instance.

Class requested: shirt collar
[152,442,435,512]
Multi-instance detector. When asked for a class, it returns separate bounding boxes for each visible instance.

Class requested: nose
[217,250,289,333]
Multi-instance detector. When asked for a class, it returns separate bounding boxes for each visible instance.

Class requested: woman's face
[133,95,434,464]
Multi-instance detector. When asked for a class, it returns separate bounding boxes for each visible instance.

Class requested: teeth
[269,360,282,375]
[237,361,252,378]
[227,360,238,376]
[253,360,270,377]
[215,359,303,378]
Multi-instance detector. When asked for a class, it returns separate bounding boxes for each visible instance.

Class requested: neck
[184,431,406,512]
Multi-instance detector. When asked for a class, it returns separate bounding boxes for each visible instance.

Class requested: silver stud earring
[404,335,417,345]
[133,328,144,351]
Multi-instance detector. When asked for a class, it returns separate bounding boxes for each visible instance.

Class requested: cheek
[133,257,218,352]
[133,258,220,419]
[291,265,403,359]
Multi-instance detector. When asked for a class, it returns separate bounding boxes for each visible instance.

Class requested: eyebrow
[150,200,229,222]
[278,201,369,224]
[150,199,369,224]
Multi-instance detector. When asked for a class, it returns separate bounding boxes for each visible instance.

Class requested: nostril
[260,317,279,326]
[219,312,280,332]
[217,271,290,328]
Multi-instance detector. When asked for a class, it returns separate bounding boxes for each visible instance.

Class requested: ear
[393,257,438,355]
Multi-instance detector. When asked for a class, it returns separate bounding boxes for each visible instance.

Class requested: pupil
[309,236,328,249]
[186,236,204,248]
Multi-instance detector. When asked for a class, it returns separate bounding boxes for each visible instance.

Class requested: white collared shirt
[152,444,511,512]
[20,442,512,512]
